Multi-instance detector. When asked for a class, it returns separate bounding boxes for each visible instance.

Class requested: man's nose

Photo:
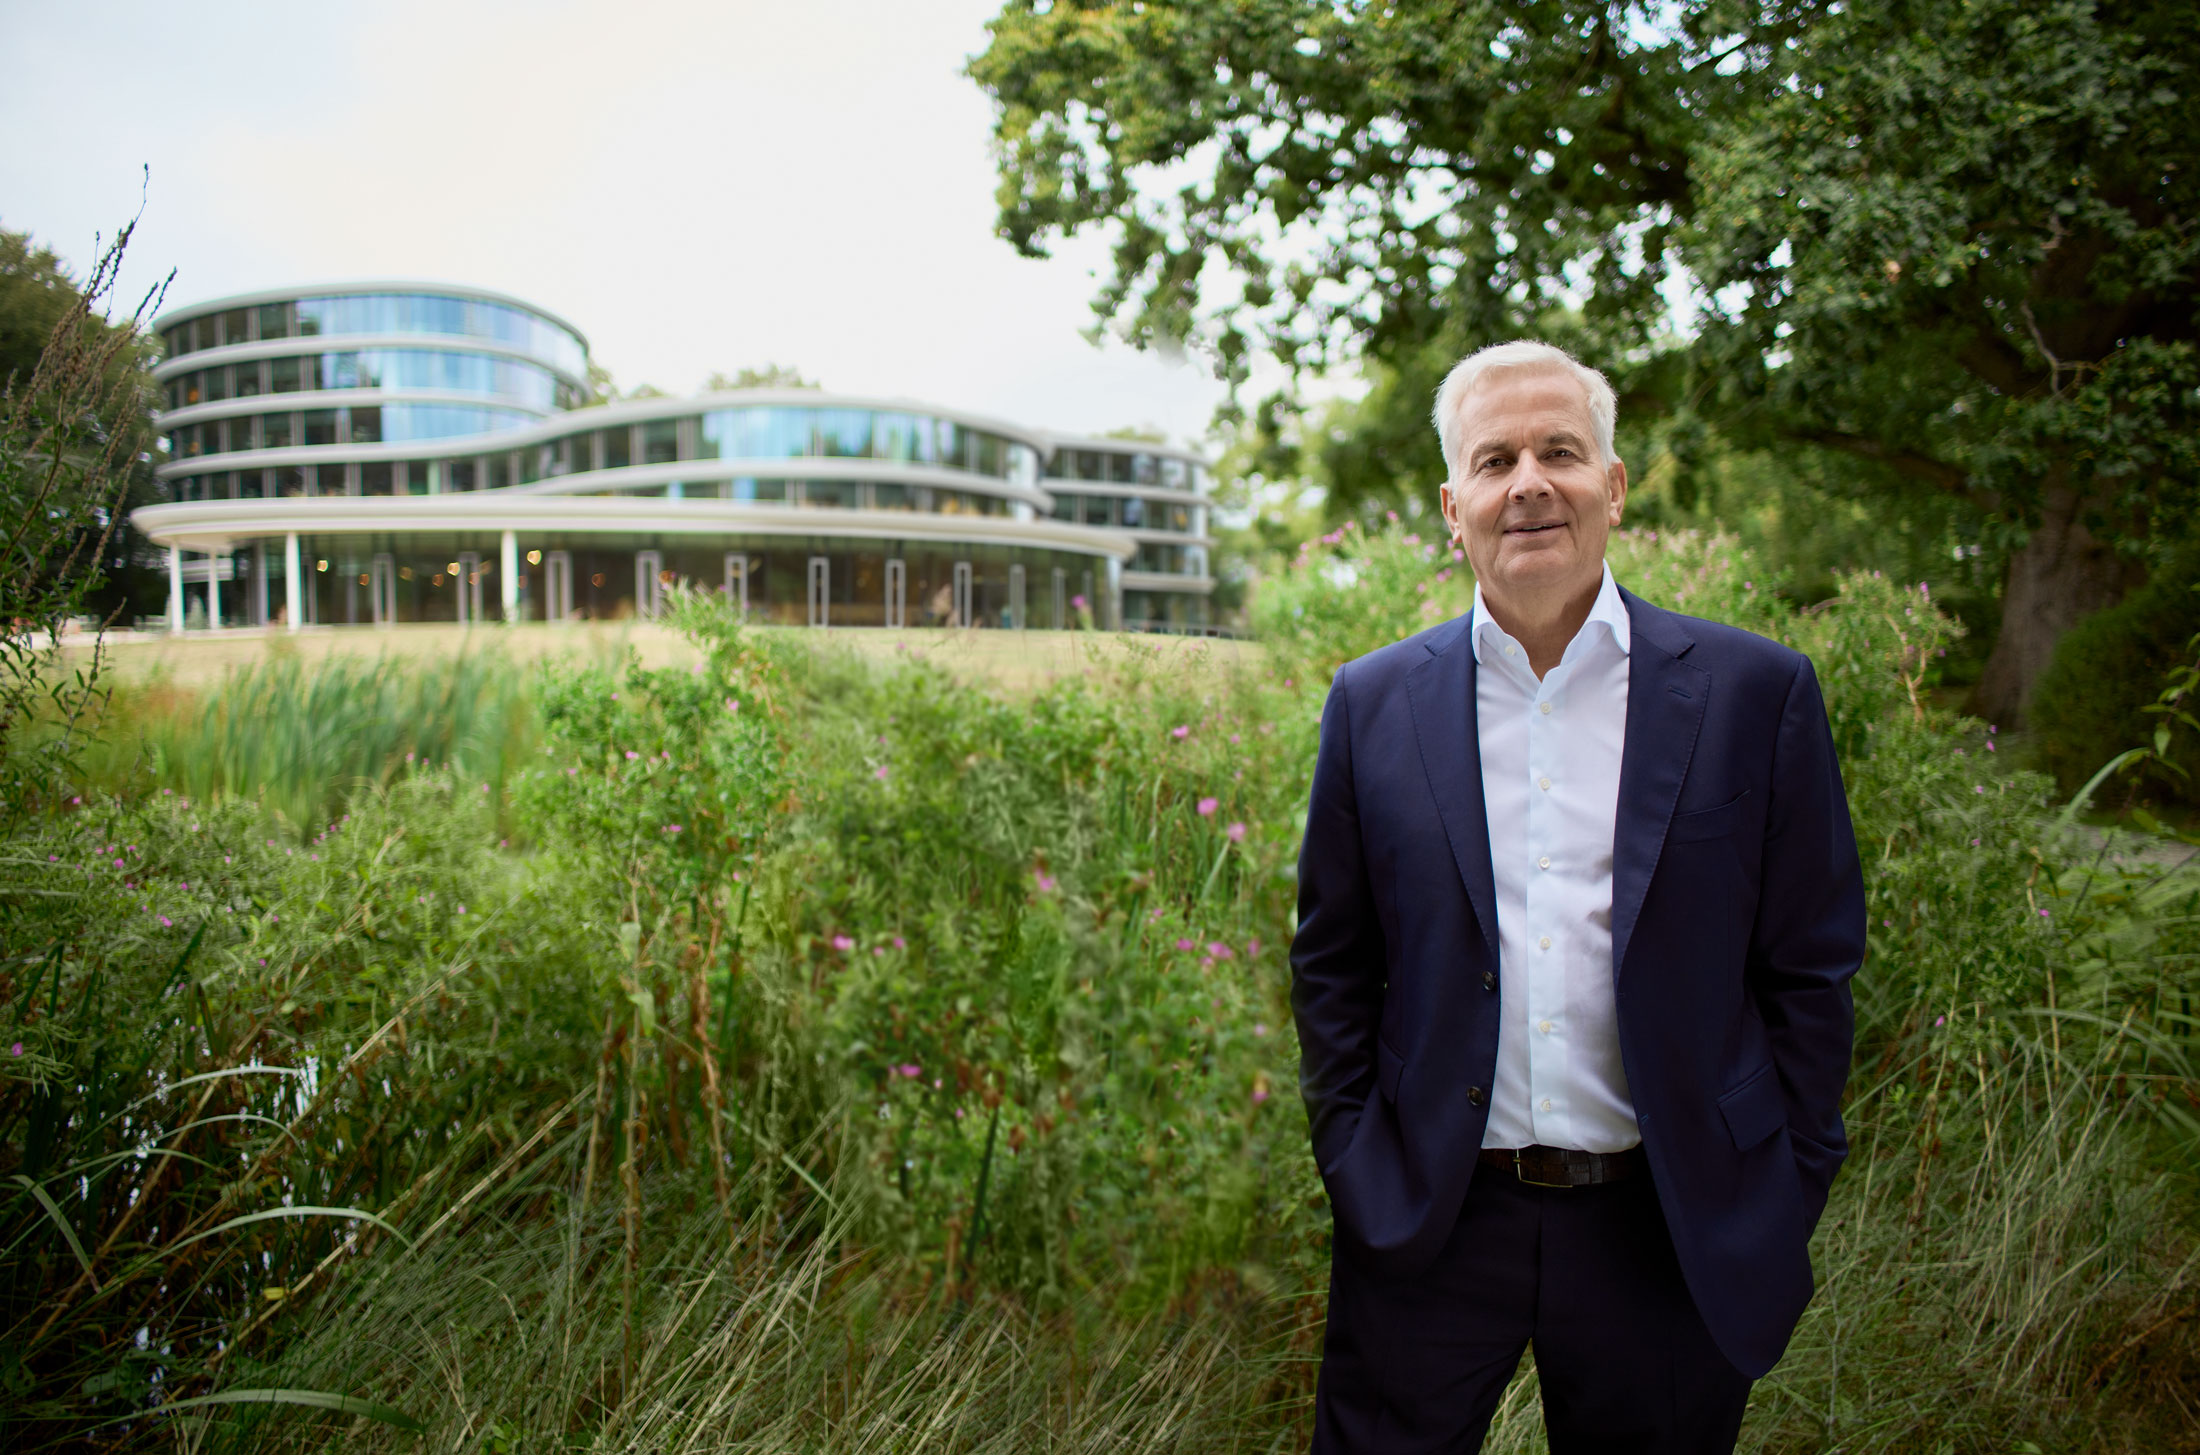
[1508,456,1553,501]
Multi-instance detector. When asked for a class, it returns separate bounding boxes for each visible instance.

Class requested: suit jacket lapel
[1611,588,1709,983]
[1406,613,1499,955]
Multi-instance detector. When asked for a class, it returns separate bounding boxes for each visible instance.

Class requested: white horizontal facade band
[158,387,557,432]
[130,495,1141,561]
[520,457,1051,508]
[565,389,1056,455]
[156,279,591,351]
[1121,571,1217,596]
[1034,479,1210,504]
[155,449,1056,511]
[153,333,587,385]
[1117,528,1217,549]
[156,388,1063,476]
[1042,433,1210,466]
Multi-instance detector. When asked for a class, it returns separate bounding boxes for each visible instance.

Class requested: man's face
[1440,366,1627,610]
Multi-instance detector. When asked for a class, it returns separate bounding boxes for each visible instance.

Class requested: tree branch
[1789,427,1982,500]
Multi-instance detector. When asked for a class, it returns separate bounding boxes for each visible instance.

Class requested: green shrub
[2027,561,2200,800]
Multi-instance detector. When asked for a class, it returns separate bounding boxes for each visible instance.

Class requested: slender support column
[284,533,302,632]
[253,542,269,628]
[500,529,519,624]
[205,549,221,630]
[167,544,185,633]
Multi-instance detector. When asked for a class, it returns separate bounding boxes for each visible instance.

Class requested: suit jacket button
[1481,971,1497,991]
[1466,1086,1486,1106]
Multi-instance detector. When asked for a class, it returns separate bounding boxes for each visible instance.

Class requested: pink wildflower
[893,935,906,949]
[1175,938,1195,952]
[1171,725,1190,740]
[874,764,890,781]
[1197,797,1219,816]
[1226,821,1247,842]
[832,934,855,952]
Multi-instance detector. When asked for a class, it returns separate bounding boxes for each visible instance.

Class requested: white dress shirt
[1473,564,1640,1153]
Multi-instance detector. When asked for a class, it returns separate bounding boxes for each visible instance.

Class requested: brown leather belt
[1478,1144,1645,1188]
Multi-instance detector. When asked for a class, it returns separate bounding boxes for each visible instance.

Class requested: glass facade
[144,284,1221,636]
[274,534,1103,630]
[699,406,1038,485]
[167,350,574,413]
[162,292,587,380]
[165,403,537,461]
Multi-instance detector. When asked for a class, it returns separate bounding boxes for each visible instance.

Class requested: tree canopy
[971,0,2200,717]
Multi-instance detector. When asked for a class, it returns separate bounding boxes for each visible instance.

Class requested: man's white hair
[1432,340,1618,481]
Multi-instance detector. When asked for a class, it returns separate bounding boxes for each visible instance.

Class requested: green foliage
[118,648,539,831]
[974,0,2200,707]
[2029,563,2200,799]
[10,520,2200,1448]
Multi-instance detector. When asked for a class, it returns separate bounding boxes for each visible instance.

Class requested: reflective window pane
[642,419,679,464]
[600,427,631,469]
[262,412,294,449]
[304,409,339,446]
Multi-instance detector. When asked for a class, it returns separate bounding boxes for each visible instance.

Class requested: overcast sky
[0,0,1233,446]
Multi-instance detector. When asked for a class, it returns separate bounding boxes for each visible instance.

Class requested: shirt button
[1538,1020,1553,1035]
[1541,1098,1553,1112]
[1538,856,1551,870]
[1538,776,1552,791]
[1467,1085,1486,1107]
[1538,936,1552,950]
[1503,643,1516,656]
[1538,702,1552,715]
[1481,971,1497,991]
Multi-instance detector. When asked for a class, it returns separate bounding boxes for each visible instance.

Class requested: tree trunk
[1971,484,2144,727]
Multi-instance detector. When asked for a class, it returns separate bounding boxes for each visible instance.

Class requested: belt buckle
[1513,1147,1576,1189]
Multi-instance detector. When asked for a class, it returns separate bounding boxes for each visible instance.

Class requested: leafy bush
[2027,560,2200,800]
[8,525,2200,1451]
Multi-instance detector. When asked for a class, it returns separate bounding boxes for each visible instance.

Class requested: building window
[601,426,631,470]
[304,410,338,447]
[349,406,382,444]
[642,419,679,465]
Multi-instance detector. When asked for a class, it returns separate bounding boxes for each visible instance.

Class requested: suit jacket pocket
[1376,1036,1405,1104]
[1669,789,1750,843]
[1718,1062,1787,1150]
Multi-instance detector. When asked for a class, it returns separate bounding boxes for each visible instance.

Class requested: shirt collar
[1471,563,1631,665]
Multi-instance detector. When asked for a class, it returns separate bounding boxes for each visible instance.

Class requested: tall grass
[8,535,2200,1450]
[95,648,539,830]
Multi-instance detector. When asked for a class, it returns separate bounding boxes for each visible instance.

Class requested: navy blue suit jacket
[1289,587,1865,1378]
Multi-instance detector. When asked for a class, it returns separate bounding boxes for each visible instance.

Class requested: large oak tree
[972,0,2200,720]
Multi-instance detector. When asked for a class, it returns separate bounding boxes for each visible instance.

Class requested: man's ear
[1440,483,1464,543]
[1605,459,1628,526]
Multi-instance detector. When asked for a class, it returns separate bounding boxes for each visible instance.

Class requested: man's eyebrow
[1468,428,1589,466]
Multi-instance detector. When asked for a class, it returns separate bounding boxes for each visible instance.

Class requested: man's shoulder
[1638,597,1811,691]
[1334,614,1471,692]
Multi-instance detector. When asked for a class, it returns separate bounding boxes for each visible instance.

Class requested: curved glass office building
[135,282,1215,634]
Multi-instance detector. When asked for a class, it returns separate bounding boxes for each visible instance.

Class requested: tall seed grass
[14,531,2200,1451]
[103,648,539,829]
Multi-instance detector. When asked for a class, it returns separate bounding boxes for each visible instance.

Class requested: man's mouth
[1505,522,1564,537]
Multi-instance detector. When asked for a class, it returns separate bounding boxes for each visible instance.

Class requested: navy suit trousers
[1313,1166,1751,1454]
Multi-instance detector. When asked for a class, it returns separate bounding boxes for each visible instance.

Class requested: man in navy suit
[1290,340,1865,1452]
